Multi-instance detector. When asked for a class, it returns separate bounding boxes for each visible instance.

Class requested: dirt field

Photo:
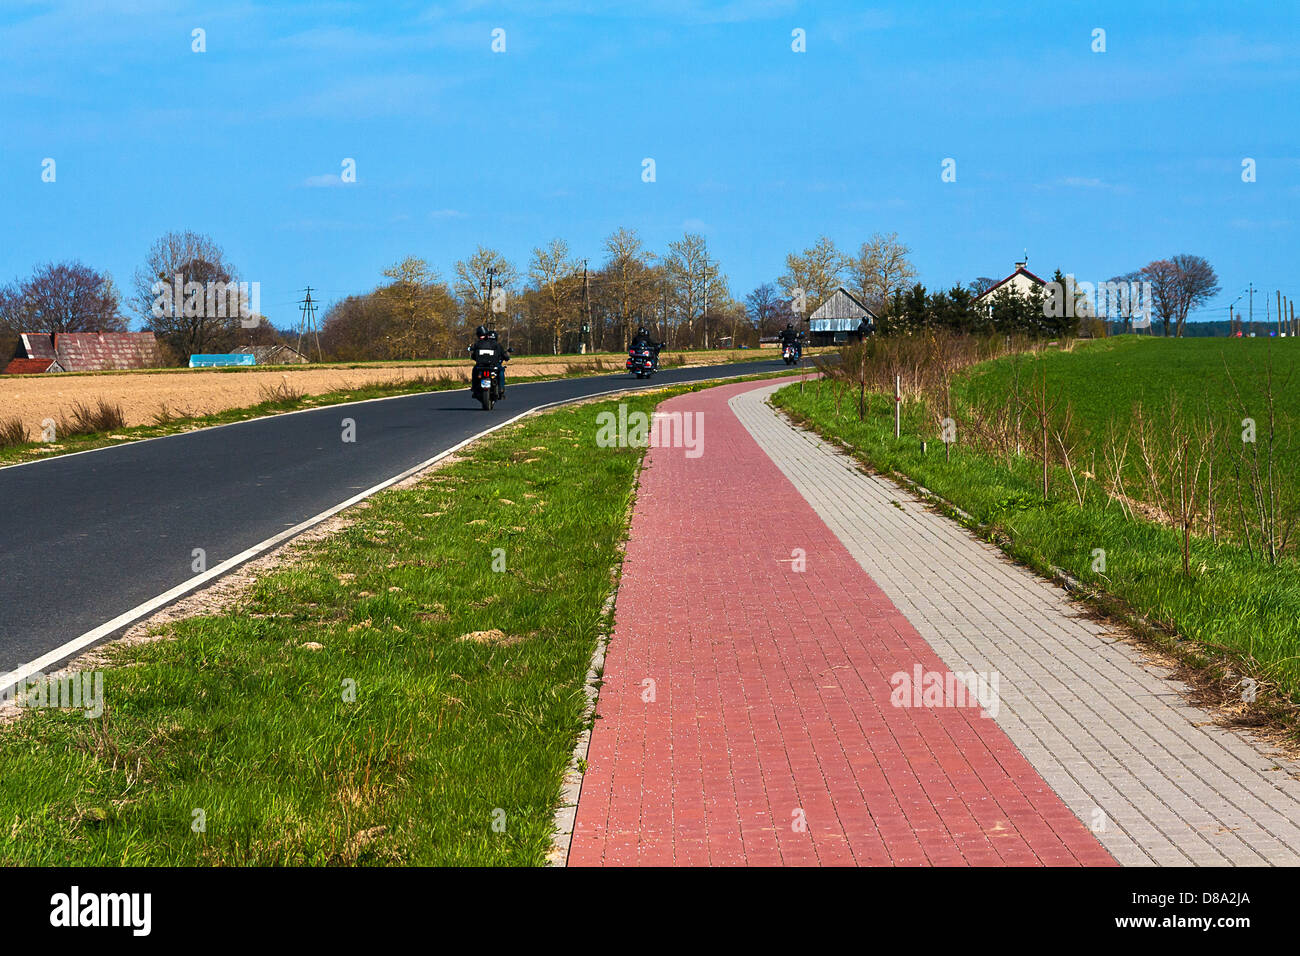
[0,351,760,433]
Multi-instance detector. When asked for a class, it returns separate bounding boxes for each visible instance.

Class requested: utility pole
[297,286,321,362]
[582,259,591,354]
[701,255,711,350]
[485,266,497,329]
[661,276,669,346]
[1249,282,1255,335]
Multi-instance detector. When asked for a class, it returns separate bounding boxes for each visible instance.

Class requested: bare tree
[602,228,657,347]
[1103,270,1145,333]
[453,247,518,328]
[745,282,795,337]
[664,233,719,348]
[778,235,845,316]
[379,257,456,359]
[1140,255,1219,337]
[0,262,124,333]
[848,232,917,313]
[1168,254,1220,337]
[134,231,240,357]
[528,238,578,354]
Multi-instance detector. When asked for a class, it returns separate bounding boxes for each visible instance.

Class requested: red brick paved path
[568,379,1114,866]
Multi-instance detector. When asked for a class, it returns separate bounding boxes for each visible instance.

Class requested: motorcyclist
[777,322,803,360]
[467,325,509,397]
[628,325,664,370]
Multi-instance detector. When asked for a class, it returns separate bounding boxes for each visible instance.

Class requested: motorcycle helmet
[475,325,489,338]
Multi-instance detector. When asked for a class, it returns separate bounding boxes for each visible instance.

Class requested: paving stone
[729,381,1300,867]
[569,379,1113,866]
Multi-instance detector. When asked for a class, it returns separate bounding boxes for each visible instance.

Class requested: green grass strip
[0,389,688,865]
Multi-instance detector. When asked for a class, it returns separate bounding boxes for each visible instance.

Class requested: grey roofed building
[232,343,310,365]
[808,287,876,344]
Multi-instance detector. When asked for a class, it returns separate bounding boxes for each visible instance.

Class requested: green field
[957,336,1300,558]
[776,335,1300,714]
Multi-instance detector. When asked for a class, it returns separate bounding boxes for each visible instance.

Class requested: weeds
[258,379,305,404]
[0,417,30,448]
[57,399,126,437]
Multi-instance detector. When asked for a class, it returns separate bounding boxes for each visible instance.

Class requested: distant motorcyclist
[777,323,802,346]
[467,325,509,395]
[777,323,803,360]
[628,326,664,369]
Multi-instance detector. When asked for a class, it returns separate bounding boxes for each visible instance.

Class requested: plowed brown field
[0,351,763,433]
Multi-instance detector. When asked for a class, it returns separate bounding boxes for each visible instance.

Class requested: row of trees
[323,229,751,360]
[0,229,1226,366]
[1108,254,1220,337]
[873,272,1094,338]
[777,232,920,316]
[322,230,927,361]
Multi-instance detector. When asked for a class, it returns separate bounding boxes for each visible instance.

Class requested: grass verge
[773,376,1300,718]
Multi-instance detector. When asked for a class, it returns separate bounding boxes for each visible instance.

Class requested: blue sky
[2,0,1296,327]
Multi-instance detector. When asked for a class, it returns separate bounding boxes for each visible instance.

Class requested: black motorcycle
[470,346,511,411]
[781,342,802,365]
[626,346,657,379]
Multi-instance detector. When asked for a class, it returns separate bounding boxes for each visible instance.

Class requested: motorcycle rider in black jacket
[628,326,664,370]
[467,325,509,397]
[777,323,803,359]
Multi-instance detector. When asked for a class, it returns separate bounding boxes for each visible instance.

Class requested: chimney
[1015,259,1027,272]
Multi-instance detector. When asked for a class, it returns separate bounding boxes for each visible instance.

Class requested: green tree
[379,257,456,359]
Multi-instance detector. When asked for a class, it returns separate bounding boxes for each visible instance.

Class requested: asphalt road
[0,358,802,674]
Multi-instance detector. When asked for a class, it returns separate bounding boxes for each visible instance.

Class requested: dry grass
[0,417,29,448]
[57,399,127,438]
[564,357,613,375]
[258,379,305,404]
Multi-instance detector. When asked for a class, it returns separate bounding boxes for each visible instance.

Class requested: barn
[808,287,876,346]
[233,344,309,365]
[3,332,161,374]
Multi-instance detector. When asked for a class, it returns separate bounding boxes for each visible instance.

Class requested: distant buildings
[3,332,161,374]
[974,259,1098,335]
[233,344,309,365]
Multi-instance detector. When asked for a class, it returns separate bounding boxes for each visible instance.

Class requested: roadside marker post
[894,374,901,439]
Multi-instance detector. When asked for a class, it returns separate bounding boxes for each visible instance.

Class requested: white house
[974,260,1048,305]
[974,259,1097,333]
